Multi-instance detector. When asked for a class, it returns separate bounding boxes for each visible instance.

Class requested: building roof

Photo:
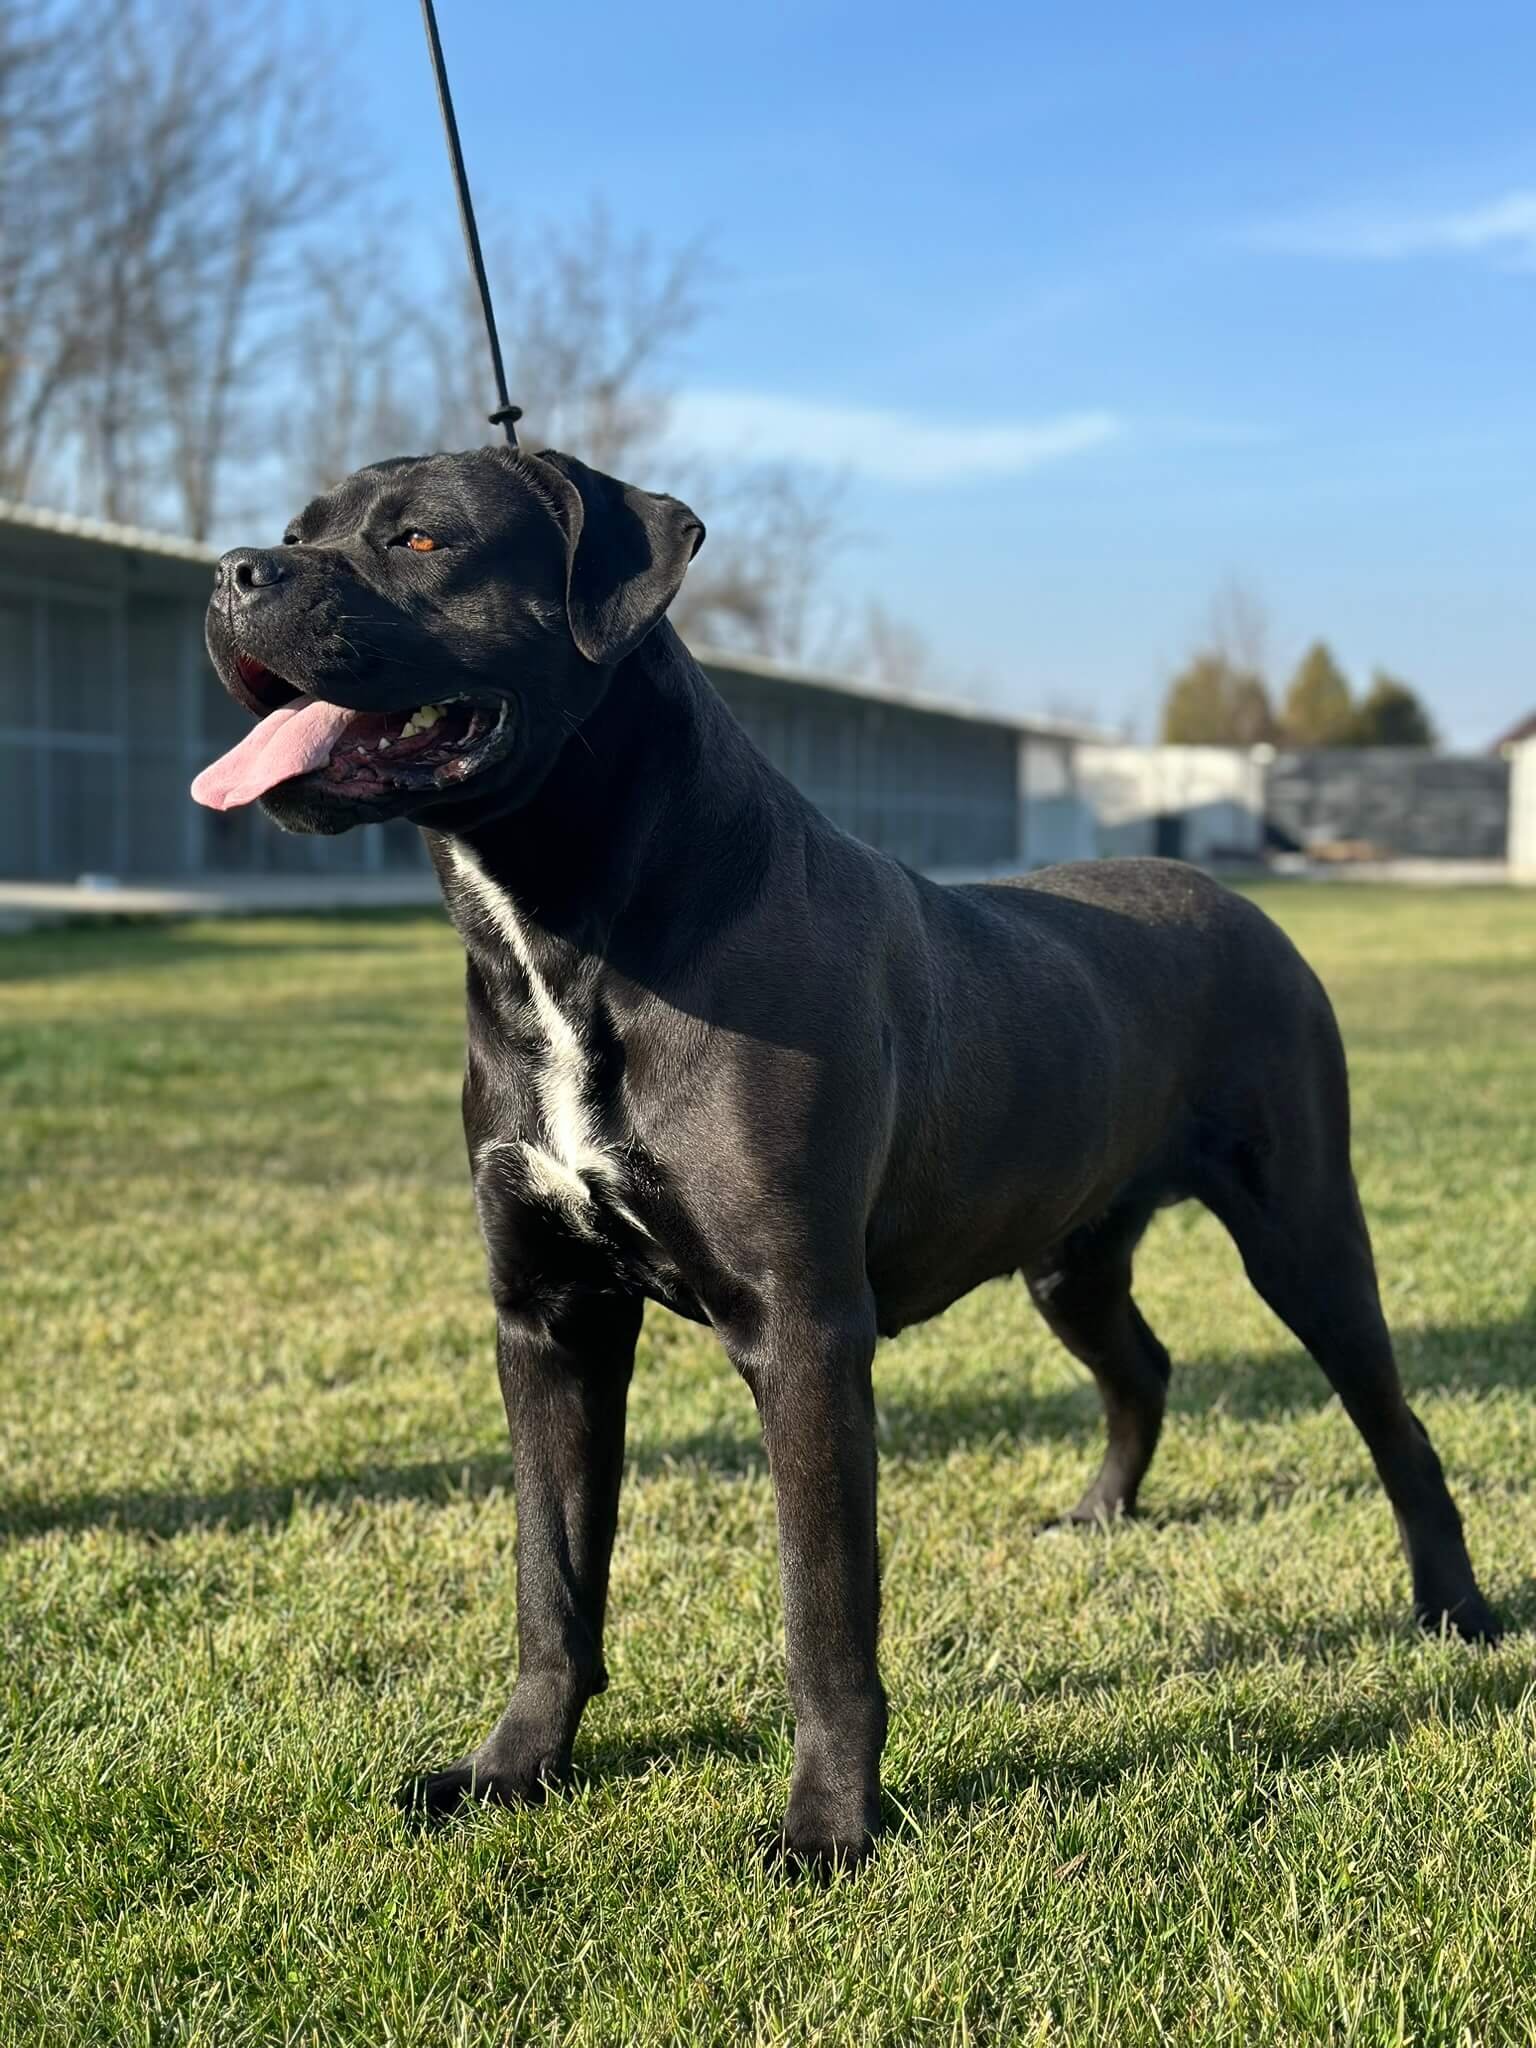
[0,497,1098,744]
[691,642,1101,742]
[1490,709,1536,753]
[0,495,219,565]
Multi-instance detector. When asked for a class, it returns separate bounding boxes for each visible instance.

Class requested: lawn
[1,883,1533,2046]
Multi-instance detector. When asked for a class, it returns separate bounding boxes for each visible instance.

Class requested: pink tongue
[190,698,359,811]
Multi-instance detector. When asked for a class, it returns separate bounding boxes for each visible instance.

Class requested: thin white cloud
[1250,189,1536,267]
[664,388,1122,485]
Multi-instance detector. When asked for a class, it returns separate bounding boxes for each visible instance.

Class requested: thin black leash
[418,0,522,446]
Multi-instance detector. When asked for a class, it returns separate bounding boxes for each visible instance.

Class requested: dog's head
[193,446,704,834]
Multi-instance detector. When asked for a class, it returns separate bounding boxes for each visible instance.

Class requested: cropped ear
[530,448,705,668]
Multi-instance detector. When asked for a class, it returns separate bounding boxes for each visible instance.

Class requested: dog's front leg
[399,1290,641,1820]
[727,1296,886,1869]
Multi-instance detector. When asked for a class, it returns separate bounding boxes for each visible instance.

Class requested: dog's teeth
[378,738,391,750]
[397,704,443,742]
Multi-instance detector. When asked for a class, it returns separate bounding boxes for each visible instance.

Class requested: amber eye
[404,531,437,553]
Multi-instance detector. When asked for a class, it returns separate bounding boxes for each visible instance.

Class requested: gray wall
[1266,749,1510,860]
[1076,741,1512,866]
[0,521,402,878]
[0,518,1041,883]
[707,660,1021,873]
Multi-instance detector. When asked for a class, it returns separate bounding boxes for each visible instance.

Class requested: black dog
[194,444,1498,1866]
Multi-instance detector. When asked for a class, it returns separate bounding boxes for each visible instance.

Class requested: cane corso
[193,444,1498,1866]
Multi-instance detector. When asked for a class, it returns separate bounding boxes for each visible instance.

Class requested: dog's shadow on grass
[874,1293,1536,1462]
[886,1647,1536,1841]
[579,1715,778,1785]
[0,1454,520,1542]
[3,1301,1530,1544]
[618,1292,1536,1486]
[505,1610,1536,1861]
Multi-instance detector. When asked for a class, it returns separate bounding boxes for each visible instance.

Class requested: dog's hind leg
[1028,1196,1172,1526]
[1199,1080,1499,1643]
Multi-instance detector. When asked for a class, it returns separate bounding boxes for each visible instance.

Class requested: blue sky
[349,0,1535,743]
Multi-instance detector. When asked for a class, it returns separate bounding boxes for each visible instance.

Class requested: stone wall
[1265,749,1510,860]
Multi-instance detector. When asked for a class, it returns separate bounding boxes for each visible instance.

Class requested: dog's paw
[770,1818,877,1877]
[1036,1501,1131,1535]
[772,1788,880,1876]
[1415,1588,1503,1648]
[394,1753,563,1826]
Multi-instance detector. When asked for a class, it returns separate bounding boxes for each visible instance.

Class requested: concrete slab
[1267,857,1517,886]
[0,874,444,932]
[1,856,1523,937]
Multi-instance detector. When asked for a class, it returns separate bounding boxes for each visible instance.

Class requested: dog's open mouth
[191,660,515,812]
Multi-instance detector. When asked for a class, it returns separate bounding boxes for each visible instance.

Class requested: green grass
[2,884,1534,2045]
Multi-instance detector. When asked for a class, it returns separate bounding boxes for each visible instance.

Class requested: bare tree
[0,11,903,672]
[290,208,854,667]
[0,0,98,499]
[833,599,1050,721]
[670,465,848,661]
[146,13,336,537]
[285,247,428,494]
[2,0,355,535]
[297,205,710,485]
[1204,575,1271,685]
[498,204,709,473]
[843,600,935,696]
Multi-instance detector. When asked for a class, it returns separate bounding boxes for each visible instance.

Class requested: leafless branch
[0,15,910,673]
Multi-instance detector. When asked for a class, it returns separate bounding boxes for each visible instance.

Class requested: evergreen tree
[1282,641,1355,745]
[1161,653,1275,744]
[1353,672,1437,747]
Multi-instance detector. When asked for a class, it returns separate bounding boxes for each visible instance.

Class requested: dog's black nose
[215,548,286,602]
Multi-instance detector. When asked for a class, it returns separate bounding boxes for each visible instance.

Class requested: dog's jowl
[193,444,1499,1867]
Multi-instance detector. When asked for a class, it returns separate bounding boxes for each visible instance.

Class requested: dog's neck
[429,624,789,990]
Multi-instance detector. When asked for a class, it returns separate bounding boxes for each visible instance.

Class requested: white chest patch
[449,844,636,1231]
